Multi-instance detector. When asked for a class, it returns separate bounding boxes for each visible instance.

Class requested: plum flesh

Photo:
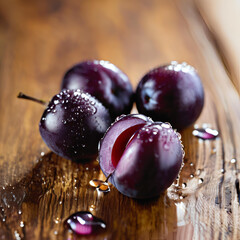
[136,61,204,130]
[99,114,153,175]
[61,60,134,120]
[99,114,184,199]
[40,89,111,162]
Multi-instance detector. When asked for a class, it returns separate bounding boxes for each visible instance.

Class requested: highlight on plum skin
[99,114,184,199]
[136,61,205,130]
[61,60,134,120]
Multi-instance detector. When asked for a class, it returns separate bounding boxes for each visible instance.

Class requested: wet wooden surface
[0,0,240,239]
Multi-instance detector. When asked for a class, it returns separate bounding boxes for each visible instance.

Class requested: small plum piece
[136,61,204,130]
[61,60,134,120]
[99,115,184,199]
[39,89,111,162]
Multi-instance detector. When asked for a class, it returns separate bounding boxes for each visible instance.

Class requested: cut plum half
[99,115,184,199]
[99,114,153,176]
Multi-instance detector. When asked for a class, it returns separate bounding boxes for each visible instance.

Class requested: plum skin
[99,114,184,199]
[61,60,134,120]
[136,62,204,130]
[39,89,111,162]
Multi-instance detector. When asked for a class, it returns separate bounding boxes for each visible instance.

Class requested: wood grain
[0,0,240,239]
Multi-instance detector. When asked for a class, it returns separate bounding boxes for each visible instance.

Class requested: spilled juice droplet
[97,182,110,193]
[64,211,106,235]
[89,179,104,188]
[89,174,112,193]
[192,127,219,140]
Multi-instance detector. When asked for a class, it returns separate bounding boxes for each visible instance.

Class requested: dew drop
[196,169,201,176]
[231,158,236,164]
[55,218,60,224]
[190,162,194,167]
[182,183,187,188]
[192,127,219,140]
[97,182,110,193]
[20,221,24,228]
[190,174,194,178]
[64,211,106,235]
[198,178,204,184]
[163,143,170,150]
[152,129,158,135]
[221,169,225,173]
[18,210,22,215]
[14,231,21,240]
[89,204,96,212]
[161,122,171,129]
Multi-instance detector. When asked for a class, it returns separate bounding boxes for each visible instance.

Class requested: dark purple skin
[136,61,204,130]
[99,114,184,199]
[39,89,111,162]
[61,60,134,120]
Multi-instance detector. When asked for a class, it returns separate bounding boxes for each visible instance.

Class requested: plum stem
[17,92,48,106]
[105,173,112,183]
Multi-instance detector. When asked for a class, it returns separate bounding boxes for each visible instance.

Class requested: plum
[61,60,134,120]
[136,61,204,130]
[39,89,112,161]
[99,114,184,199]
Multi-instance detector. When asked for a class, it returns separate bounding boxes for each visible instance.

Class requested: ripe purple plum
[99,114,184,199]
[136,61,204,130]
[38,89,112,161]
[61,60,134,120]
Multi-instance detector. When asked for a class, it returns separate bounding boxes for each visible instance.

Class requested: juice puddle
[64,211,106,235]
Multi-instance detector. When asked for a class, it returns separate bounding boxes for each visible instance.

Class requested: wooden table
[1,0,240,239]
